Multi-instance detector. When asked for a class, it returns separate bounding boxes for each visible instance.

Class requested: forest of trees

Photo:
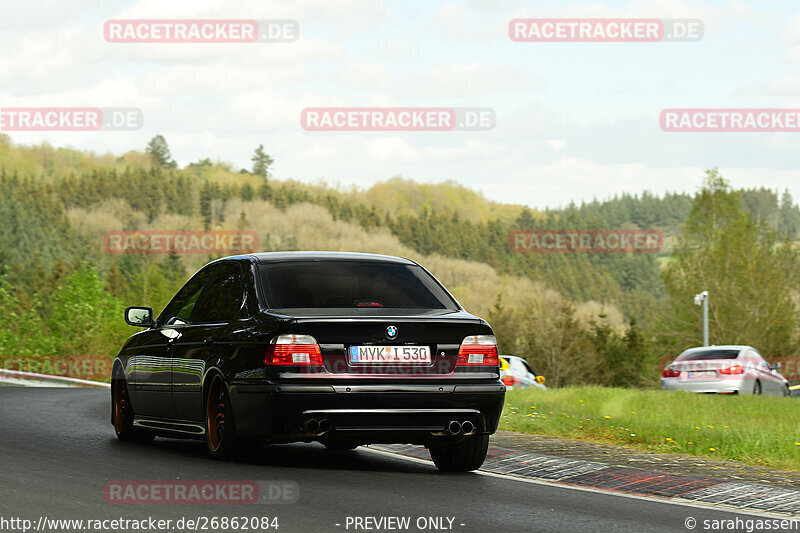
[1,135,798,387]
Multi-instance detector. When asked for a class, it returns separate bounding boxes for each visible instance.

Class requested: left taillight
[457,335,499,366]
[266,334,323,366]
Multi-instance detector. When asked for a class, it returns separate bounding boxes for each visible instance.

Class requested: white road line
[0,369,109,388]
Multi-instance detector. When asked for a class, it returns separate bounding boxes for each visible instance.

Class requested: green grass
[500,386,800,471]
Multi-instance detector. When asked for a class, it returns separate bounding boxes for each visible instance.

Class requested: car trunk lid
[284,312,488,376]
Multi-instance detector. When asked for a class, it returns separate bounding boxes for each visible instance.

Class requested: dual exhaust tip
[304,418,332,434]
[446,420,475,435]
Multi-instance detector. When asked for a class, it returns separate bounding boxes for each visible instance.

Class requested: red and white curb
[371,443,800,517]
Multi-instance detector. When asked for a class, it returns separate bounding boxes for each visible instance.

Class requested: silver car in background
[661,345,789,396]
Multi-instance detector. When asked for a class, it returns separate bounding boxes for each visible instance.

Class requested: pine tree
[146,135,177,169]
[200,183,213,231]
[778,189,800,239]
[251,145,274,179]
[240,183,254,201]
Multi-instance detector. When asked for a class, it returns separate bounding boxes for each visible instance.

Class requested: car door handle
[204,338,214,347]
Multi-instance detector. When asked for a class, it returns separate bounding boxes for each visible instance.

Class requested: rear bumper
[661,377,750,394]
[229,381,506,444]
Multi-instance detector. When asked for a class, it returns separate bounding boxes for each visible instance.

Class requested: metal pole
[702,292,709,346]
[694,290,709,346]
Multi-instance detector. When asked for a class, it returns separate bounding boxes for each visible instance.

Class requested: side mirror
[536,375,546,384]
[770,362,782,371]
[125,306,154,327]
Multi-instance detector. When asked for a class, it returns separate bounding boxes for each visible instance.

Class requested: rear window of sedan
[258,261,458,311]
[678,349,741,360]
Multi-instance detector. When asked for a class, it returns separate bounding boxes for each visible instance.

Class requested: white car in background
[661,345,789,396]
[499,355,546,390]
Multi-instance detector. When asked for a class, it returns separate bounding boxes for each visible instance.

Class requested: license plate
[349,345,431,363]
[688,371,715,378]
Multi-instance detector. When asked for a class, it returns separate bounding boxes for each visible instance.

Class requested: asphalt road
[0,388,772,532]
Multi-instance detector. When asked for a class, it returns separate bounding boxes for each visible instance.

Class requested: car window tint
[192,263,240,323]
[679,349,740,360]
[259,261,456,310]
[159,266,217,326]
[219,264,246,320]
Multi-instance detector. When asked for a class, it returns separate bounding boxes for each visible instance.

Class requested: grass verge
[499,386,800,471]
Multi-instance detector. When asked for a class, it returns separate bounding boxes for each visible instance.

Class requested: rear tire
[112,377,154,443]
[205,374,239,460]
[753,380,762,395]
[429,434,489,472]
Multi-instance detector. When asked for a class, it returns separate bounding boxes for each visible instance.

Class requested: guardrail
[0,368,110,388]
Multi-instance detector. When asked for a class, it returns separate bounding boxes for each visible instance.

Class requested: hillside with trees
[1,134,798,387]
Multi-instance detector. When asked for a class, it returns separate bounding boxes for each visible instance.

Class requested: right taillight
[457,335,499,366]
[719,365,744,375]
[266,334,323,366]
[501,376,514,386]
[662,367,681,378]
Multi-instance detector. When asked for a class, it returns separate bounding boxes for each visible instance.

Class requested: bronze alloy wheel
[113,379,125,435]
[112,376,154,443]
[206,375,225,452]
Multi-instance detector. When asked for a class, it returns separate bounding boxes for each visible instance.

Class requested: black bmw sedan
[112,252,505,471]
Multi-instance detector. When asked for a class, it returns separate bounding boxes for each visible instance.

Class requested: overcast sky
[3,0,800,208]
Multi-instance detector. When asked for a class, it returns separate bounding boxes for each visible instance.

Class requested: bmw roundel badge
[386,325,398,339]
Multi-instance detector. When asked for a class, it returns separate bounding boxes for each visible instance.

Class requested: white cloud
[2,0,799,213]
[336,62,537,99]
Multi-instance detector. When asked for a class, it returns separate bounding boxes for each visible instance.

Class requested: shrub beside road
[500,386,800,471]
